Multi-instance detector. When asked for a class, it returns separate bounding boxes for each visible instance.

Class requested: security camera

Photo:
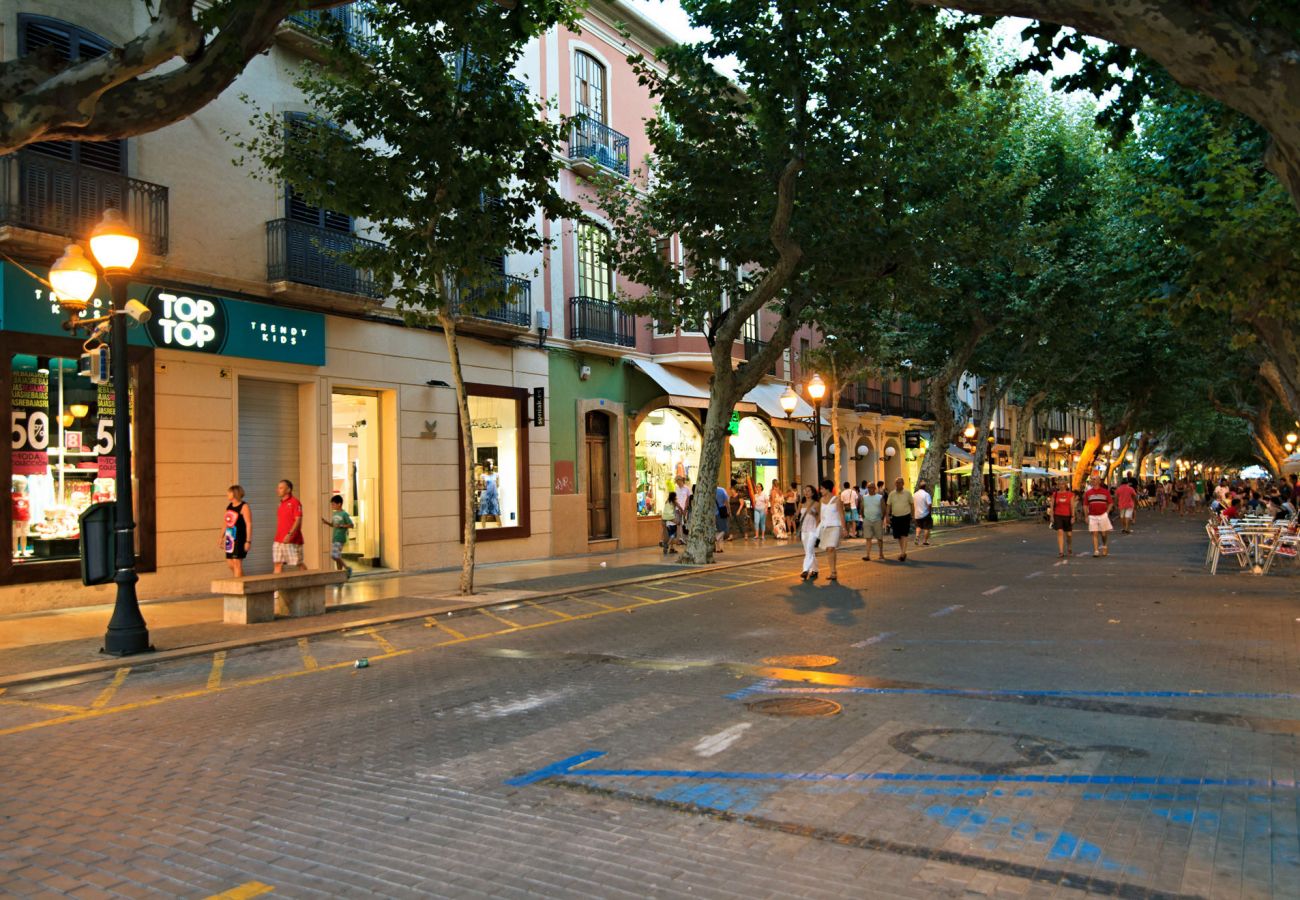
[579,365,592,381]
[123,299,152,324]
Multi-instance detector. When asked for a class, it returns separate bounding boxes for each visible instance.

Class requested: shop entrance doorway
[585,411,611,540]
[238,379,299,576]
[331,390,385,573]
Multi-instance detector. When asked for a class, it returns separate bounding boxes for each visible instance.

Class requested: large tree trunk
[1132,432,1154,480]
[1105,434,1134,483]
[439,309,477,596]
[967,385,1002,523]
[1006,390,1045,502]
[917,333,983,495]
[830,359,842,492]
[680,372,739,565]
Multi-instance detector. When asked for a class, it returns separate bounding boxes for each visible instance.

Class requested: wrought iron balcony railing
[742,337,776,376]
[0,150,168,255]
[452,273,531,327]
[569,295,635,346]
[286,4,375,49]
[568,116,630,178]
[266,218,382,298]
[851,384,882,411]
[995,427,1011,444]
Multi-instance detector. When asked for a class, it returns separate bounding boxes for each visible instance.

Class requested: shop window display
[728,416,780,492]
[9,353,134,564]
[470,394,520,529]
[635,408,701,517]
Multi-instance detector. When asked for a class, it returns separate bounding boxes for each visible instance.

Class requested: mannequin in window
[12,475,31,558]
[479,460,500,524]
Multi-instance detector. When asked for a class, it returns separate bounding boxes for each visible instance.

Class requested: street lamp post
[985,433,997,522]
[50,209,152,656]
[780,374,827,486]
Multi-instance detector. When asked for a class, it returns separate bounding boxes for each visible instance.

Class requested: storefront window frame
[635,405,703,519]
[1,331,156,585]
[457,383,531,543]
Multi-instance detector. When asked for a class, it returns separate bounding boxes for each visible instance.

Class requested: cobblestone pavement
[1,515,1298,898]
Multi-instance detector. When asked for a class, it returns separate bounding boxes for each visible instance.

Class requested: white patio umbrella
[1239,464,1269,480]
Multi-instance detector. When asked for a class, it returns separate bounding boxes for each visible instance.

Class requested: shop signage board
[0,263,325,366]
[905,430,923,449]
[533,387,545,426]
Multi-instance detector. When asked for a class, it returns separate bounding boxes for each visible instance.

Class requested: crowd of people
[658,475,934,581]
[658,468,1300,574]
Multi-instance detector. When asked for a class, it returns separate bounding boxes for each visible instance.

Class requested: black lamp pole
[813,398,824,486]
[102,271,151,656]
[986,437,998,522]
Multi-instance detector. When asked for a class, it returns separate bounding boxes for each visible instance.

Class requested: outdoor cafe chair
[1206,522,1250,575]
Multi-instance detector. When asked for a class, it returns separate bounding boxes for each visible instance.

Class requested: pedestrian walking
[1115,478,1138,534]
[913,479,934,546]
[1049,478,1077,558]
[797,485,820,580]
[273,479,305,573]
[769,482,788,539]
[660,490,680,554]
[885,477,914,562]
[321,493,354,576]
[1084,475,1114,557]
[784,486,799,537]
[753,482,769,544]
[819,479,843,581]
[839,482,859,539]
[859,481,886,561]
[221,484,252,577]
[714,483,730,554]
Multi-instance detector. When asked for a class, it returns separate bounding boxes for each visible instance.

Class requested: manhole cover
[761,655,839,668]
[745,697,842,717]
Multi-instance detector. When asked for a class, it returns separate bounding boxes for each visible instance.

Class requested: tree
[596,0,963,565]
[910,2,1300,214]
[237,0,577,593]
[0,1,366,153]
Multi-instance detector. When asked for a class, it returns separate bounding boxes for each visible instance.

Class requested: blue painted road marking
[506,751,1299,791]
[727,682,1300,701]
[930,604,964,617]
[851,631,897,647]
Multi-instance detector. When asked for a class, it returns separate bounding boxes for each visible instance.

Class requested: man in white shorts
[1082,475,1113,557]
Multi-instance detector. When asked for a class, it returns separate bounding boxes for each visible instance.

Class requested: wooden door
[586,412,612,539]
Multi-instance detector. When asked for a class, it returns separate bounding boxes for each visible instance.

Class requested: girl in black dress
[222,484,253,576]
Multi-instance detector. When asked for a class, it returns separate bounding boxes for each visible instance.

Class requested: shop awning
[946,444,972,462]
[743,381,827,429]
[630,359,756,412]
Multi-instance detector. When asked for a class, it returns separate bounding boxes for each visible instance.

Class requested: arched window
[574,51,607,123]
[18,16,125,173]
[576,221,613,301]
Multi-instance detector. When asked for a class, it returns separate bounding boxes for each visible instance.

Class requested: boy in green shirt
[321,494,354,576]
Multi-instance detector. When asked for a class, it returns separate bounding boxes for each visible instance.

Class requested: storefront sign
[0,264,326,366]
[533,387,545,427]
[10,370,50,475]
[905,430,923,449]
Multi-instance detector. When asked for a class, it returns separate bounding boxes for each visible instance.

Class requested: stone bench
[212,570,348,624]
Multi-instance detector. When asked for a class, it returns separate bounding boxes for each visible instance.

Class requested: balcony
[742,337,776,376]
[568,116,630,179]
[282,4,375,52]
[995,427,1011,444]
[570,295,635,347]
[0,150,168,255]
[904,394,933,419]
[452,273,531,329]
[266,218,382,299]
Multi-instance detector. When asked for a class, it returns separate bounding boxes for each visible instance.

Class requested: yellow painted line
[569,594,616,610]
[353,627,397,655]
[90,667,130,709]
[0,530,999,739]
[207,652,227,690]
[477,608,522,629]
[298,638,319,671]
[0,697,88,714]
[524,600,572,619]
[204,882,274,900]
[424,617,466,639]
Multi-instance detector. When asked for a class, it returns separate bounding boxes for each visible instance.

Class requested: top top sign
[0,264,326,366]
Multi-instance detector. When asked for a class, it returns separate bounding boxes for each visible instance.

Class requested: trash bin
[80,502,115,586]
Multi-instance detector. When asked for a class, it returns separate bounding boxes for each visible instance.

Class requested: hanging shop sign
[533,387,545,427]
[10,370,50,475]
[0,264,326,366]
[904,430,923,449]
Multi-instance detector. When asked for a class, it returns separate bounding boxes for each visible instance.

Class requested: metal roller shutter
[238,379,300,575]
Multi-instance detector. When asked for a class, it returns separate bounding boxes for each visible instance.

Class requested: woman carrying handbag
[798,484,821,581]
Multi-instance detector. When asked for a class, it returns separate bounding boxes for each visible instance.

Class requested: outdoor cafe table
[1230,520,1280,573]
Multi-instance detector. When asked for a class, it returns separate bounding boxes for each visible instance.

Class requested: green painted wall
[547,350,660,488]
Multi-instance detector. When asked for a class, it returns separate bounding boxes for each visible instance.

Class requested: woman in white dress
[798,484,821,581]
[817,478,843,581]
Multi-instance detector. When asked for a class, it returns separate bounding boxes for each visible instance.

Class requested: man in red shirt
[1050,479,1077,559]
[1083,475,1114,557]
[273,479,305,573]
[1115,479,1138,534]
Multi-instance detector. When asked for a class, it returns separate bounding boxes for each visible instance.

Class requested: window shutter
[18,17,126,173]
[283,112,352,233]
